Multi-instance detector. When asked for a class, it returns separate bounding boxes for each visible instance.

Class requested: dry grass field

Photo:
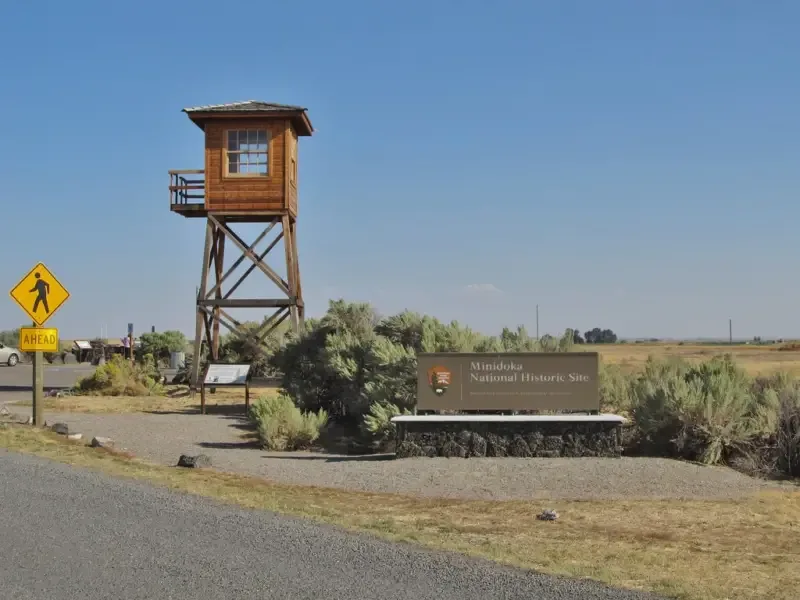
[14,385,279,414]
[579,342,800,376]
[51,340,800,377]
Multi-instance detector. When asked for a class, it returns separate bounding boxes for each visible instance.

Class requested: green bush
[270,301,577,425]
[239,298,797,478]
[136,331,188,365]
[0,328,21,347]
[75,354,164,396]
[249,394,328,451]
[362,401,412,449]
[622,355,798,473]
[598,362,632,415]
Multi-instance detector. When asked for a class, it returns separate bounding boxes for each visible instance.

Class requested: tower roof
[182,101,313,135]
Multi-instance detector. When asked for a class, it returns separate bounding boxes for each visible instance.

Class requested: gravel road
[30,410,787,501]
[0,451,664,600]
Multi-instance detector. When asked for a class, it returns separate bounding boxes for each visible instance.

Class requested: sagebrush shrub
[361,401,412,449]
[271,301,578,423]
[75,354,163,396]
[627,355,792,466]
[203,298,800,478]
[598,363,632,414]
[249,394,328,451]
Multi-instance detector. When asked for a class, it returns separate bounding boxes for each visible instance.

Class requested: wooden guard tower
[169,101,314,387]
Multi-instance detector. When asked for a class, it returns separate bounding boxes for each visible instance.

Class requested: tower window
[226,129,268,176]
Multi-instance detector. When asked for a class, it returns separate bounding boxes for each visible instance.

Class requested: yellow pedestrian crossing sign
[9,262,70,327]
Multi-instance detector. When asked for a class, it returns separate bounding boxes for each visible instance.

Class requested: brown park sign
[416,352,600,411]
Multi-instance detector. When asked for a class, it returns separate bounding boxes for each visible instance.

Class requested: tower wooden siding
[204,118,293,215]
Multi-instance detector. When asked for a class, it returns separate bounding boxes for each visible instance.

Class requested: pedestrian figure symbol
[30,272,50,314]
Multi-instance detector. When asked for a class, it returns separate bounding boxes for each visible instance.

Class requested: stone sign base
[392,415,626,459]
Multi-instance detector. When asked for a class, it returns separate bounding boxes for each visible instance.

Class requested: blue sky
[1,0,798,340]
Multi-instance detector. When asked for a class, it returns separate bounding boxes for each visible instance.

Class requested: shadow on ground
[261,453,396,463]
[145,404,249,417]
[0,385,70,393]
[198,440,262,450]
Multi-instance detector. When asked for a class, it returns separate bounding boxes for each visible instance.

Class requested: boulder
[51,422,69,435]
[177,454,212,469]
[536,509,559,521]
[90,436,114,449]
[66,433,83,441]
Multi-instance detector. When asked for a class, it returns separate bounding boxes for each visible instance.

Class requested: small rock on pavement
[90,437,114,449]
[51,423,70,435]
[177,454,212,469]
[66,433,83,441]
[536,509,559,521]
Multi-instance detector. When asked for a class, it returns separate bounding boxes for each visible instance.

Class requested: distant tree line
[572,327,618,344]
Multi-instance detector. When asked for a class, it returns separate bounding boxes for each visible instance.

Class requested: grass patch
[0,423,798,600]
[12,386,280,414]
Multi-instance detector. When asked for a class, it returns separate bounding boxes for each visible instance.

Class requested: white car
[0,342,21,366]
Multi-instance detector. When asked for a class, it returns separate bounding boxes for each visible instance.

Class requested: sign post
[32,326,44,426]
[127,322,134,364]
[9,262,70,426]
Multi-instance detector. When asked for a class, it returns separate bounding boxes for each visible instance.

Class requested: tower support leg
[189,213,304,389]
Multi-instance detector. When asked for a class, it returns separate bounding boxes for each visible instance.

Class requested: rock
[66,433,83,441]
[440,440,467,458]
[486,433,508,457]
[51,422,69,435]
[177,454,212,468]
[508,435,532,457]
[469,433,487,457]
[542,435,564,455]
[399,421,624,458]
[537,509,559,521]
[90,436,114,449]
[395,441,424,458]
[421,445,438,457]
[456,430,472,448]
[524,431,544,452]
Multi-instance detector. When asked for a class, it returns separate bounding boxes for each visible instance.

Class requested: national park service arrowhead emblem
[428,366,452,396]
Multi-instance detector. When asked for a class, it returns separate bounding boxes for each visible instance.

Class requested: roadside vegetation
[6,301,800,478]
[245,301,800,479]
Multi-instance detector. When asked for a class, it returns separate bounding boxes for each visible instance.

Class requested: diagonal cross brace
[204,222,275,300]
[207,215,290,296]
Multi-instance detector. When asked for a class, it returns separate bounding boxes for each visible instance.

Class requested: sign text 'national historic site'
[416,352,600,411]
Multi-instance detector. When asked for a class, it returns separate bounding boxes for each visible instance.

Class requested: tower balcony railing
[169,170,205,211]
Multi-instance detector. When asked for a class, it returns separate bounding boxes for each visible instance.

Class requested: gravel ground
[26,410,789,501]
[0,452,664,600]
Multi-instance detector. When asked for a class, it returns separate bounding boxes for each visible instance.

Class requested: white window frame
[225,128,269,177]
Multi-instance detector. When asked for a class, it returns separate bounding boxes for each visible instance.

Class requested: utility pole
[536,304,539,339]
[729,319,733,344]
